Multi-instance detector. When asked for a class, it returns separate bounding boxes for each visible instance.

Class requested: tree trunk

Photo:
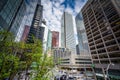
[9,72,17,80]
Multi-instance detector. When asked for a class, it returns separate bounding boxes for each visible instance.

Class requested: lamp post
[106,63,114,80]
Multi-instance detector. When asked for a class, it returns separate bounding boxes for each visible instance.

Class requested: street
[48,67,94,80]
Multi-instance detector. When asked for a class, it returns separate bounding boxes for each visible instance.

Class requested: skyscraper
[15,0,40,42]
[0,0,26,38]
[47,30,52,50]
[41,23,49,53]
[46,29,52,57]
[76,44,80,55]
[81,0,120,79]
[61,12,76,54]
[52,31,59,48]
[20,25,30,42]
[27,3,43,43]
[75,12,94,79]
[75,12,89,55]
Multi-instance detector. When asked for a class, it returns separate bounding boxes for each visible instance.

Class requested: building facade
[52,31,59,48]
[75,12,90,55]
[47,30,52,50]
[53,47,94,79]
[81,0,120,80]
[0,0,26,38]
[75,12,94,79]
[61,12,76,54]
[76,44,80,55]
[27,3,43,43]
[53,48,71,66]
[15,0,40,42]
[20,25,30,42]
[42,23,49,53]
[46,30,52,57]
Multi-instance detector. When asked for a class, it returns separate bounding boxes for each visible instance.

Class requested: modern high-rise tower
[75,12,89,55]
[75,12,94,79]
[0,0,26,38]
[61,12,76,54]
[27,3,43,43]
[15,0,41,42]
[81,0,120,80]
[20,25,30,42]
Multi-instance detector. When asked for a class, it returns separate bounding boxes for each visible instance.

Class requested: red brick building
[21,25,30,42]
[52,31,59,48]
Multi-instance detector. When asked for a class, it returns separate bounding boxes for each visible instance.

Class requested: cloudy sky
[41,0,87,44]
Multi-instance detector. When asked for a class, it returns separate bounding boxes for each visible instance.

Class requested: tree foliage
[0,31,54,80]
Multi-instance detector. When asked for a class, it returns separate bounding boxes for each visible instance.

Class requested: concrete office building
[81,0,120,79]
[61,12,76,54]
[0,0,26,38]
[53,48,72,66]
[27,2,43,43]
[52,31,59,48]
[53,47,94,79]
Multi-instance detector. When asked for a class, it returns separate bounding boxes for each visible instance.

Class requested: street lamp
[106,63,114,80]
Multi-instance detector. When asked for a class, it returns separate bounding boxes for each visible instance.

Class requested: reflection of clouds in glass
[15,0,38,42]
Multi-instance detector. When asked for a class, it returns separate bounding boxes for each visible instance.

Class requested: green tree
[0,31,20,79]
[0,31,54,80]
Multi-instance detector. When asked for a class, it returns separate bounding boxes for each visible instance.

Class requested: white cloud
[42,0,64,32]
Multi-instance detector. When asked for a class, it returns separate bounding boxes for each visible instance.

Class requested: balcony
[103,34,114,41]
[90,46,95,50]
[96,43,104,49]
[105,40,116,46]
[88,34,92,38]
[94,35,101,41]
[106,44,119,52]
[95,39,103,44]
[99,54,108,59]
[112,24,120,33]
[117,37,120,44]
[91,51,97,54]
[114,30,120,38]
[109,51,120,58]
[99,22,105,29]
[93,31,100,38]
[88,38,93,43]
[97,48,106,54]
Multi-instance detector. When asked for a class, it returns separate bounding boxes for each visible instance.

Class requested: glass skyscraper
[0,0,26,38]
[75,12,89,55]
[15,0,39,42]
[27,3,43,43]
[61,12,76,54]
[46,30,52,51]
